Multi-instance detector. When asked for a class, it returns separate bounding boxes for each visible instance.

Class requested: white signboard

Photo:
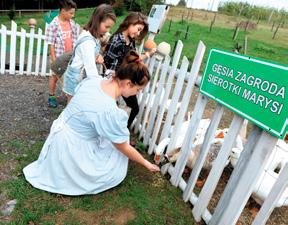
[148,5,170,34]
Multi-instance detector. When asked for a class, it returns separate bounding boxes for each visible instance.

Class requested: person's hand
[144,159,160,172]
[150,47,157,56]
[96,55,104,64]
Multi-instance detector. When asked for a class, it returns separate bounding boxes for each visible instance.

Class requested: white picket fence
[133,40,288,225]
[0,20,80,76]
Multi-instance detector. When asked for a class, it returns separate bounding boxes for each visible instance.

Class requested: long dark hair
[114,12,148,42]
[83,4,116,39]
[116,50,150,86]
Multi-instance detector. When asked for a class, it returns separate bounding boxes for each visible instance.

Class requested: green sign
[200,49,288,139]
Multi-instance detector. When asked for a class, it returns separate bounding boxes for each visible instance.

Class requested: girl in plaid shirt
[104,12,154,129]
[45,0,78,108]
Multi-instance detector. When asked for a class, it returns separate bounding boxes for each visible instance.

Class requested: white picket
[26,26,35,75]
[0,24,7,75]
[182,104,224,202]
[252,163,288,225]
[158,56,189,142]
[139,58,163,139]
[9,21,17,75]
[147,40,183,154]
[19,28,26,75]
[166,41,206,153]
[170,93,208,186]
[34,28,42,76]
[143,56,171,146]
[134,56,156,133]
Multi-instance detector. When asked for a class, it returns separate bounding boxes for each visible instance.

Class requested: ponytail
[116,50,150,86]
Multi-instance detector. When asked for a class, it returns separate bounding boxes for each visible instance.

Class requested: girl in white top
[63,4,116,103]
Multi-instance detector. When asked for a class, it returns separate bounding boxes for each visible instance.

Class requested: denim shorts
[63,66,82,96]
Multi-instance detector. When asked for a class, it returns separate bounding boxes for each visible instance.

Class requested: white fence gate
[0,20,80,76]
[133,40,288,225]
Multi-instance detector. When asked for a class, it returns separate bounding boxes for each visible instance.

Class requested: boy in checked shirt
[45,0,78,107]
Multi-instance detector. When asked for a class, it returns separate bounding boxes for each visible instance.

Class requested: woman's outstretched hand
[144,159,160,172]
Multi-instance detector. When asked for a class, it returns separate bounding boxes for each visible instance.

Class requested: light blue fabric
[23,77,130,196]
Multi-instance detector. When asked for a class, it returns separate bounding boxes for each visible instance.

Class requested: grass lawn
[0,138,194,224]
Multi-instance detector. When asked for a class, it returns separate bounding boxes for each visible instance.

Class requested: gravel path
[0,74,63,151]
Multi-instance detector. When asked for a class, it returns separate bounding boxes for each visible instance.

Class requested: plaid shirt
[45,16,78,58]
[104,32,136,71]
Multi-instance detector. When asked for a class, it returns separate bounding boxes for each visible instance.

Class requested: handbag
[51,51,72,77]
[50,36,95,77]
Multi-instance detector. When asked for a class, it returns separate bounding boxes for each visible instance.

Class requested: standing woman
[23,51,160,196]
[63,4,116,103]
[104,12,153,129]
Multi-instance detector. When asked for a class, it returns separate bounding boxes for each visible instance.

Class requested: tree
[124,0,163,14]
[177,0,186,7]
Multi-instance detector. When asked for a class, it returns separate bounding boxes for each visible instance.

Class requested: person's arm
[141,47,157,61]
[45,21,57,62]
[50,45,56,62]
[114,142,160,172]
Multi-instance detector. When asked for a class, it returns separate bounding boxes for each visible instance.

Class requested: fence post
[0,25,7,74]
[19,28,26,75]
[27,25,35,75]
[232,23,239,40]
[184,25,189,39]
[9,21,17,75]
[35,28,42,76]
[252,163,288,225]
[168,19,172,32]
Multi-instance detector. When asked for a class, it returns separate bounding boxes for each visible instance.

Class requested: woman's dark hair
[83,4,116,39]
[114,12,148,42]
[59,0,77,10]
[116,50,150,86]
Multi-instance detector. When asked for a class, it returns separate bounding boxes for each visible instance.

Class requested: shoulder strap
[69,35,95,64]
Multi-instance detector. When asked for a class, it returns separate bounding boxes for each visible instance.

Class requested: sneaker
[48,95,58,108]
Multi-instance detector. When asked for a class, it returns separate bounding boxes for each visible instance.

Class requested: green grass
[0,7,287,66]
[155,20,288,69]
[0,139,194,224]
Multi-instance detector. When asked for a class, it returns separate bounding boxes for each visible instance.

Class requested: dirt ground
[0,74,287,224]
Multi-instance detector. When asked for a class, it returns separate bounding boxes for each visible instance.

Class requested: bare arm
[140,48,157,61]
[114,142,160,172]
[50,45,56,62]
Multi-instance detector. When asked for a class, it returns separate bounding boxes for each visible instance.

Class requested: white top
[70,30,101,77]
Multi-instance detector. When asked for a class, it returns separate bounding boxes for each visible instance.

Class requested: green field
[0,7,287,68]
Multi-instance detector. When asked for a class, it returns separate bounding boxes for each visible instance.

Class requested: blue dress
[23,77,130,195]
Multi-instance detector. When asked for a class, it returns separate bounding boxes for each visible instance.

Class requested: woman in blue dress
[23,50,160,196]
